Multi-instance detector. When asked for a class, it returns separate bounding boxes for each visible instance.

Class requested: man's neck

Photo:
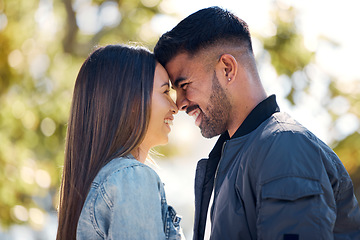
[229,95,279,139]
[227,95,268,138]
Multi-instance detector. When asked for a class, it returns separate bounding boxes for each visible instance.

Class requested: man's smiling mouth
[187,105,202,126]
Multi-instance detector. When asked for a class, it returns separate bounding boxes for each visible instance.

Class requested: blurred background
[0,0,359,239]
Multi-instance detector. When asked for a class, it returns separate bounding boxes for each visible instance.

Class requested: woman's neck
[131,146,149,163]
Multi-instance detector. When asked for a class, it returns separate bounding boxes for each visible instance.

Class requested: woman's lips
[164,119,173,125]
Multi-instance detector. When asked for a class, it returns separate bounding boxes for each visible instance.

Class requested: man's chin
[200,127,222,139]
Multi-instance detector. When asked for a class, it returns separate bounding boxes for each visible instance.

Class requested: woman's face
[142,63,178,149]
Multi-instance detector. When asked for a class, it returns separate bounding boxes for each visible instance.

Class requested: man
[154,6,360,240]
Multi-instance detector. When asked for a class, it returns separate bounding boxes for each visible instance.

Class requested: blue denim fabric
[77,155,184,240]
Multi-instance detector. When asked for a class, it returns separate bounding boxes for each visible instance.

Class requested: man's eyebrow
[173,77,186,88]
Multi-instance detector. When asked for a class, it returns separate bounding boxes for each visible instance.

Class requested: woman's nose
[170,99,179,114]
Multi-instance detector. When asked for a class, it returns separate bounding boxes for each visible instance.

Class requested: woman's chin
[154,136,169,147]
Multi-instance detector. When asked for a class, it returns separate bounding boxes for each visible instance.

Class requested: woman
[56,44,183,239]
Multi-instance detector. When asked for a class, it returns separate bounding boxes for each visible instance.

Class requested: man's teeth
[164,119,173,125]
[192,110,200,121]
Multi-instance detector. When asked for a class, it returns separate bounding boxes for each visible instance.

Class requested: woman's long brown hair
[56,45,156,240]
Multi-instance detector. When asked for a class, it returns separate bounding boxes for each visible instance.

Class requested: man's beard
[200,73,231,138]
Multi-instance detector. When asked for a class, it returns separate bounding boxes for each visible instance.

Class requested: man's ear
[217,54,238,84]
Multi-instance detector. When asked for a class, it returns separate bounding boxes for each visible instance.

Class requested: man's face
[165,53,231,138]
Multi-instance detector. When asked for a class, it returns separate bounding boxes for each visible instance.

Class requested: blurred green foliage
[0,0,359,230]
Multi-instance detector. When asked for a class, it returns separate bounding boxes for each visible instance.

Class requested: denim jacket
[77,155,184,240]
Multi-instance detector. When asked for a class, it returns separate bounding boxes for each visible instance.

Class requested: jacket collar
[232,94,280,139]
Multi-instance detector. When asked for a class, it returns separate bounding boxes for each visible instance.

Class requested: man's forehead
[165,53,194,81]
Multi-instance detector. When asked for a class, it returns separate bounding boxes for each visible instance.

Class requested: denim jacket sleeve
[96,165,166,240]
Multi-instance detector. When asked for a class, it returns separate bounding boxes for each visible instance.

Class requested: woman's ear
[217,54,237,84]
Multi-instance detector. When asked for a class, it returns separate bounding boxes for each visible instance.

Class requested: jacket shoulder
[88,157,163,212]
[94,157,161,185]
[248,112,325,183]
[81,158,163,232]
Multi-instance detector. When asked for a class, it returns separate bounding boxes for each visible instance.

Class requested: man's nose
[176,91,189,111]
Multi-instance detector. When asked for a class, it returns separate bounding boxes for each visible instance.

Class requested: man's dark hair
[154,6,253,67]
